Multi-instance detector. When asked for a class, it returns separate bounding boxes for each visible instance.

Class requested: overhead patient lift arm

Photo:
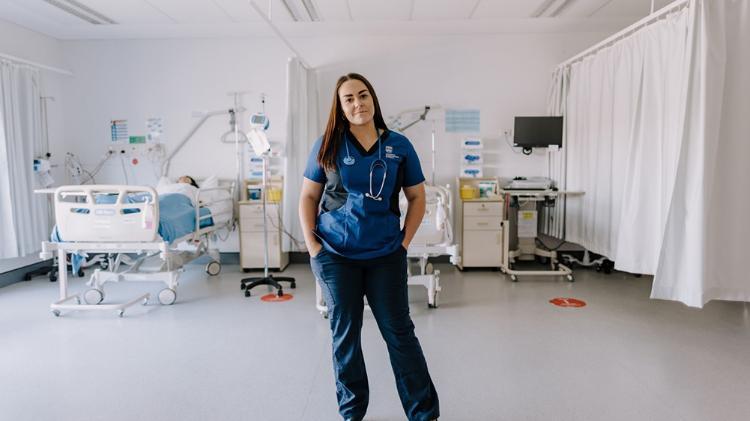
[161,107,246,177]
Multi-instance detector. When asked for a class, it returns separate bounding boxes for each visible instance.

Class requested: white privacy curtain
[653,0,750,307]
[0,61,49,258]
[552,0,750,307]
[553,7,690,274]
[282,57,320,252]
[545,67,568,239]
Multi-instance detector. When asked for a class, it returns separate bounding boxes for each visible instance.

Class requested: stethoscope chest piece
[343,156,355,166]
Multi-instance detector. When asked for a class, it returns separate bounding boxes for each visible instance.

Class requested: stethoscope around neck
[343,129,387,201]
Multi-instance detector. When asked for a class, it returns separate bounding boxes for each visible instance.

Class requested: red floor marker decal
[261,293,294,302]
[550,297,586,308]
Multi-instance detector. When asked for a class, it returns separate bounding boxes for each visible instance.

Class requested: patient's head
[178,175,199,188]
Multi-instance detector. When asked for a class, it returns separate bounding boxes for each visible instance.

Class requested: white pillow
[200,175,219,190]
[157,176,173,188]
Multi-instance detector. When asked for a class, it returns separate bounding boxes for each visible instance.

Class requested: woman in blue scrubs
[299,73,439,421]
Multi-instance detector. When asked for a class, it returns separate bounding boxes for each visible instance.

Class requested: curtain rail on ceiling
[557,0,689,69]
[0,51,73,76]
[248,0,311,69]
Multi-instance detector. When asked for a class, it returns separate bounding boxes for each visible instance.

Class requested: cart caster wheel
[157,288,177,305]
[510,275,518,282]
[245,290,251,297]
[83,288,104,305]
[49,274,57,282]
[99,261,108,270]
[240,282,246,290]
[322,311,329,319]
[117,310,124,318]
[290,282,296,289]
[277,289,284,297]
[206,261,221,276]
[242,268,251,273]
[77,269,85,277]
[567,275,575,282]
[51,309,61,317]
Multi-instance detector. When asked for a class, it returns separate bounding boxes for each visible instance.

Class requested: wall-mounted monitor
[513,116,563,148]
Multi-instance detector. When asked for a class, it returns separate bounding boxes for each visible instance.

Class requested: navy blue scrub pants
[311,247,440,421]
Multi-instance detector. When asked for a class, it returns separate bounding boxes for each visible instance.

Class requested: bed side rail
[195,180,236,224]
[54,185,159,242]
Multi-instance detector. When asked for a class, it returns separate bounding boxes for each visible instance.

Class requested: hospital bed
[41,182,234,317]
[315,184,459,317]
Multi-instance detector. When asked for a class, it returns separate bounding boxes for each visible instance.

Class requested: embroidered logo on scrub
[384,145,400,160]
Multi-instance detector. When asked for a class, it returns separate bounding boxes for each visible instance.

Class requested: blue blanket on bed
[157,193,214,242]
[51,193,215,273]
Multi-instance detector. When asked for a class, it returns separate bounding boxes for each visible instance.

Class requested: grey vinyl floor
[1,261,749,421]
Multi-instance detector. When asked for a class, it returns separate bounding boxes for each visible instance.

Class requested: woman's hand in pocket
[309,242,324,258]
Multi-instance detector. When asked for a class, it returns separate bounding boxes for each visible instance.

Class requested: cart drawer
[463,216,502,231]
[463,201,502,217]
[462,230,503,267]
[240,215,280,232]
[240,203,279,218]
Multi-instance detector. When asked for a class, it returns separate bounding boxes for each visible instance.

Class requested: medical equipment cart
[456,177,505,269]
[499,188,583,282]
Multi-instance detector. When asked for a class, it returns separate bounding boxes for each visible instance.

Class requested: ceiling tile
[8,0,95,25]
[76,0,173,24]
[413,0,477,20]
[314,0,352,21]
[472,0,543,19]
[559,0,674,18]
[348,0,412,21]
[588,0,674,17]
[144,0,233,23]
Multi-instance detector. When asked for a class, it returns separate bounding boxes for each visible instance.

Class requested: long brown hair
[318,73,388,171]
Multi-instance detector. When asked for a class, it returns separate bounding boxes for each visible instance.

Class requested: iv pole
[221,92,250,200]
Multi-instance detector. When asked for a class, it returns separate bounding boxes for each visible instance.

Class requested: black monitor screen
[513,116,563,148]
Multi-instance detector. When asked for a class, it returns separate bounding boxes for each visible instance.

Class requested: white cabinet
[458,200,504,269]
[239,201,289,271]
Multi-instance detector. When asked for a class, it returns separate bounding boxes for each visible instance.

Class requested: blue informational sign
[445,109,480,133]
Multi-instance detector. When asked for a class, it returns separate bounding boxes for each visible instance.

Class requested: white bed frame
[40,183,235,317]
[315,184,460,318]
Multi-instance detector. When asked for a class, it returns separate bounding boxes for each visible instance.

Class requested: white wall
[0,19,67,186]
[0,19,65,67]
[60,38,291,186]
[56,31,608,251]
[59,37,293,251]
[312,32,607,188]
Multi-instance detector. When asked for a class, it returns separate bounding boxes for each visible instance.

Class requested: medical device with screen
[513,116,563,148]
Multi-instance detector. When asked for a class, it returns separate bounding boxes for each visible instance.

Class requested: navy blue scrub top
[304,129,425,260]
